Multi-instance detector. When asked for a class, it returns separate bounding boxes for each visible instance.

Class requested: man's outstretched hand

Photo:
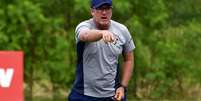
[101,30,116,43]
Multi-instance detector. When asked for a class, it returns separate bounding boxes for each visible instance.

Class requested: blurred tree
[0,0,69,100]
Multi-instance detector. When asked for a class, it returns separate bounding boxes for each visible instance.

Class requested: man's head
[91,0,112,29]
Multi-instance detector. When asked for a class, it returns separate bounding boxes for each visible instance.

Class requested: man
[68,0,135,101]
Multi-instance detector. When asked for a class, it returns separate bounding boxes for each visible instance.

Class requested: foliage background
[0,0,201,100]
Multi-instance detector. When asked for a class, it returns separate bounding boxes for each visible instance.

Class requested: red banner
[0,51,23,101]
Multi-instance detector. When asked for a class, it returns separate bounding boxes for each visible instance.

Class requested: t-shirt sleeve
[123,26,135,53]
[75,21,90,43]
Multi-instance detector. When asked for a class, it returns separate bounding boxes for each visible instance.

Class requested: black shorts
[68,90,127,101]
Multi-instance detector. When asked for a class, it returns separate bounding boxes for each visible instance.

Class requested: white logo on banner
[0,68,14,88]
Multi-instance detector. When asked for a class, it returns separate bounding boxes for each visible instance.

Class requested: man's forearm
[79,29,103,42]
[121,52,134,87]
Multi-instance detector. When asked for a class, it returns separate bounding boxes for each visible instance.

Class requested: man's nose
[102,9,107,14]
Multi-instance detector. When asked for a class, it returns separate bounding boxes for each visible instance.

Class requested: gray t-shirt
[72,19,135,97]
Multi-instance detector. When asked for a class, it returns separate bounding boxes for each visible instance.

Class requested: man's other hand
[114,86,124,101]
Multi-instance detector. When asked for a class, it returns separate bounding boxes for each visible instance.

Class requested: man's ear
[91,8,95,16]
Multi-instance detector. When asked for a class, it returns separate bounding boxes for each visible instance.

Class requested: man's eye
[97,7,110,10]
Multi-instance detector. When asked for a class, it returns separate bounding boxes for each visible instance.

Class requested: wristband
[120,84,127,91]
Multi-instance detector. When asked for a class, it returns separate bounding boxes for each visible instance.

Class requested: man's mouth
[101,17,107,20]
